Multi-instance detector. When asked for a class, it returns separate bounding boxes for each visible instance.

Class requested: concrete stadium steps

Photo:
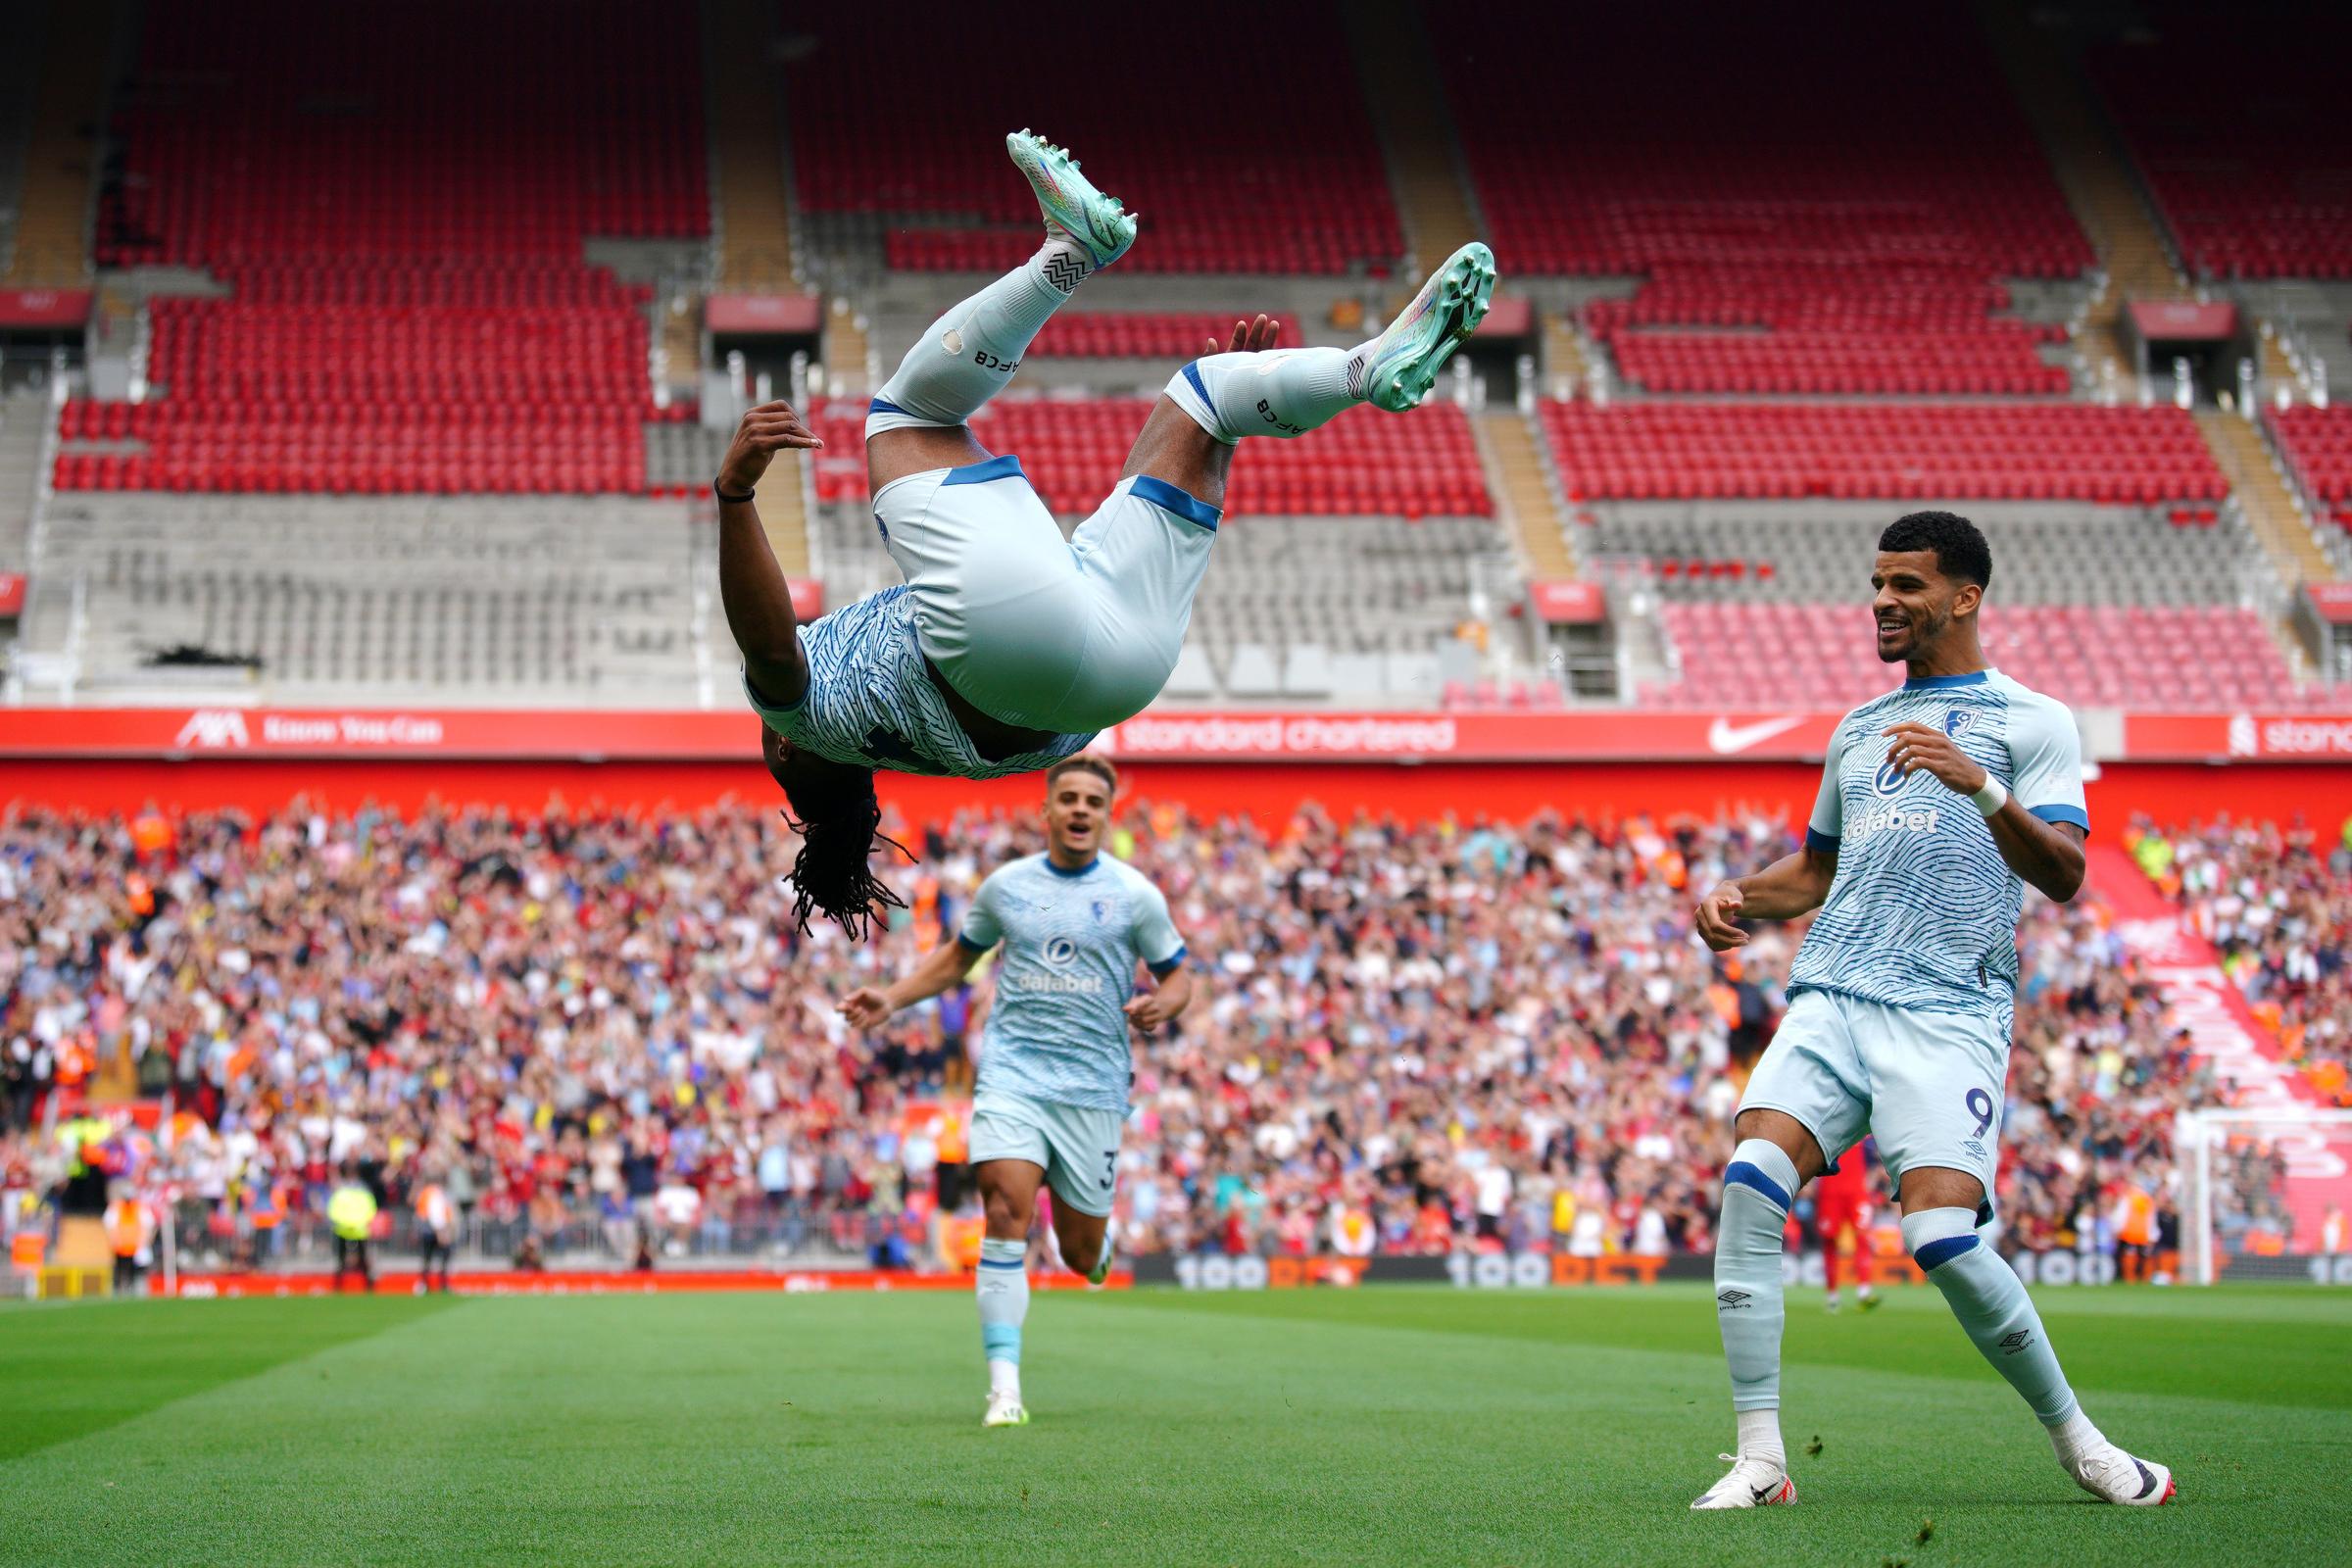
[24,495,703,701]
[1979,0,2185,394]
[1340,0,1482,281]
[0,0,109,286]
[1477,410,1575,578]
[1585,498,2270,608]
[706,0,797,289]
[2200,409,2335,586]
[0,389,49,574]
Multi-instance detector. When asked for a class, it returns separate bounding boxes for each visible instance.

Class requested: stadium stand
[9,799,2311,1266]
[1540,403,2229,504]
[64,0,706,495]
[24,495,702,703]
[2092,8,2352,280]
[1439,5,2091,394]
[784,0,1402,277]
[2271,406,2352,530]
[1642,601,2331,712]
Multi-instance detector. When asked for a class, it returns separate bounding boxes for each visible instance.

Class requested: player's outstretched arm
[1694,843,1838,952]
[1881,721,2086,902]
[838,938,988,1030]
[1123,965,1194,1032]
[716,400,824,709]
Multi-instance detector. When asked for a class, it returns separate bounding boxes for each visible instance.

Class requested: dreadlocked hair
[780,794,911,941]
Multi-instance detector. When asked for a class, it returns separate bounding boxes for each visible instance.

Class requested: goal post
[2176,1107,2352,1286]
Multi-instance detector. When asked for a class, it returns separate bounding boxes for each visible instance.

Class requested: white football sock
[870,241,1092,432]
[1164,347,1367,444]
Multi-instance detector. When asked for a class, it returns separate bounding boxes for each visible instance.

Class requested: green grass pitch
[2,1282,2345,1566]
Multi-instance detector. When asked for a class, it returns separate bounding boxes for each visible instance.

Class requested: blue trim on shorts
[1804,827,1840,855]
[1129,474,1221,531]
[1180,360,1213,415]
[1148,946,1186,978]
[942,454,1027,486]
[869,397,909,417]
[1914,1233,1980,1271]
[2029,804,2090,832]
[1724,1160,1791,1213]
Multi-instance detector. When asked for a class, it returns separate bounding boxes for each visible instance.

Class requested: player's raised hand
[1693,881,1750,951]
[837,986,895,1031]
[1123,993,1177,1032]
[1881,721,1988,796]
[1204,315,1281,356]
[716,400,823,495]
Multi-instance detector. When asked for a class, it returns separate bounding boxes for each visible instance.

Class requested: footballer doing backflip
[714,130,1495,937]
[1690,511,2174,1511]
[838,756,1190,1427]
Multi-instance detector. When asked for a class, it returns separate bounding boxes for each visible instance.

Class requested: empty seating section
[2270,407,2352,528]
[1540,403,2226,504]
[65,0,705,494]
[1439,6,2087,392]
[1592,504,2249,608]
[1029,312,1303,360]
[2093,11,2352,279]
[1647,603,2334,711]
[787,2,1400,275]
[808,398,1489,518]
[29,495,700,702]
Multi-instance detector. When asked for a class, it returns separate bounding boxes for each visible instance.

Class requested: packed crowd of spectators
[2126,814,2352,1104]
[1,793,2326,1271]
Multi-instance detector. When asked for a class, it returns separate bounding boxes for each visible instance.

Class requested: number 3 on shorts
[1102,1149,1117,1192]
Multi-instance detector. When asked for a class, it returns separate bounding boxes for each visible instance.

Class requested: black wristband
[713,481,756,504]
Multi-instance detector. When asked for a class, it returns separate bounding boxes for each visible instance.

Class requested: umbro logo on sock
[1998,1330,2034,1354]
[1716,1289,1752,1310]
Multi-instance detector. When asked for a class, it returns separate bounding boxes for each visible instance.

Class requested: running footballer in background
[838,756,1191,1429]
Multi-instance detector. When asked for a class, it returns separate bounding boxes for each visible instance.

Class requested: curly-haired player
[714,130,1494,937]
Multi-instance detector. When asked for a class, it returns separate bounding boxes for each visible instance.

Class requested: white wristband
[1970,776,2008,818]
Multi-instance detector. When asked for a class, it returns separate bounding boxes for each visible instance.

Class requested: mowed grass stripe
[0,1294,455,1462]
[0,1290,2343,1567]
[1102,1282,2352,1410]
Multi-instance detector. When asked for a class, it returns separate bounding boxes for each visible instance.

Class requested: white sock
[870,240,1092,431]
[1739,1406,1786,1469]
[976,1236,1027,1384]
[1164,347,1367,444]
[989,1358,1021,1399]
[2047,1404,2106,1467]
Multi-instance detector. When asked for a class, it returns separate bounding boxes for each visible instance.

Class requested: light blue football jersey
[1788,669,2088,1025]
[743,587,1094,780]
[957,852,1186,1112]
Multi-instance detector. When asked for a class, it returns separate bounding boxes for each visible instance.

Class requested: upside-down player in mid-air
[837,755,1190,1428]
[1689,511,2174,1510]
[713,130,1496,937]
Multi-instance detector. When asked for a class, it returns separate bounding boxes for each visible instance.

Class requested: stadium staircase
[1339,0,1482,278]
[1476,412,1574,579]
[1978,0,2186,394]
[821,301,873,398]
[0,0,109,287]
[2200,410,2335,586]
[1542,313,1592,399]
[707,0,797,289]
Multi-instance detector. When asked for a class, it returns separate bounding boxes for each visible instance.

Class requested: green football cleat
[982,1390,1030,1428]
[1361,241,1497,413]
[1006,129,1137,270]
[1087,1234,1114,1288]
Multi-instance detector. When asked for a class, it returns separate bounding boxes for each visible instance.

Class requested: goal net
[2176,1108,2352,1285]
